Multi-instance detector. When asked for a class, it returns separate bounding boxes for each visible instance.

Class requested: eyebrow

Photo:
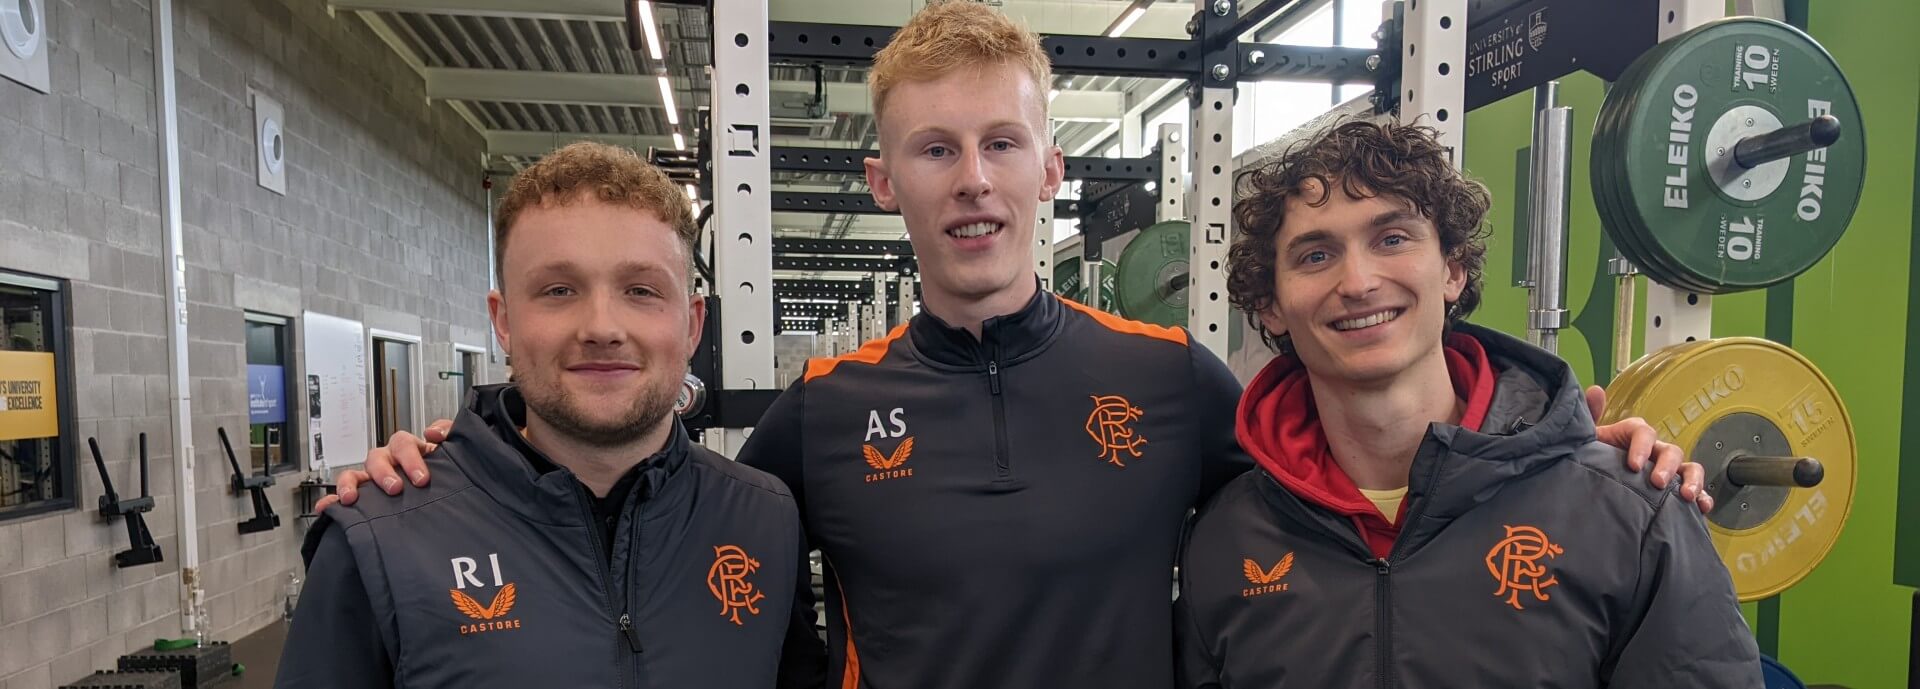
[525,260,671,280]
[903,120,1034,143]
[1369,209,1423,228]
[1282,209,1426,253]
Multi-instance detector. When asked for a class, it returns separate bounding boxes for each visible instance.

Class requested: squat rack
[689,0,1396,449]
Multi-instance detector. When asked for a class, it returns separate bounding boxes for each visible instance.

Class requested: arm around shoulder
[1189,340,1254,501]
[274,523,395,689]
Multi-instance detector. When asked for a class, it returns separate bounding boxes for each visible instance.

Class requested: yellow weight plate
[1600,340,1709,425]
[1621,337,1855,601]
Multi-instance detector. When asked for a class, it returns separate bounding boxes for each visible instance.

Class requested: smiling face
[864,60,1065,312]
[1259,180,1466,387]
[487,196,704,447]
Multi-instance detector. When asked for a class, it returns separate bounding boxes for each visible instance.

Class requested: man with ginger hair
[274,142,804,689]
[328,4,1704,687]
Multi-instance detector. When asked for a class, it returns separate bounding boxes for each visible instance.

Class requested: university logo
[1086,395,1147,466]
[862,407,914,482]
[449,553,522,634]
[1241,552,1295,598]
[707,545,766,625]
[1486,525,1563,610]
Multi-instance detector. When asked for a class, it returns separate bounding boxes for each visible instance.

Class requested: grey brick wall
[0,0,498,684]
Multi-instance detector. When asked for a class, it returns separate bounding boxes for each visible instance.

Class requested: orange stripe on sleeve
[1056,296,1189,346]
[804,324,909,382]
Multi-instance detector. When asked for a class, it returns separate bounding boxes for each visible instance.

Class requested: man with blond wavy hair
[330,4,1701,687]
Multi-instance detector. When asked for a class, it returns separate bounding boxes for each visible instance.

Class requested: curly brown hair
[494,141,698,289]
[1226,120,1491,350]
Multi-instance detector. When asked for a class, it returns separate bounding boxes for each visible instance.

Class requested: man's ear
[865,154,899,212]
[1040,145,1065,201]
[487,289,510,358]
[1444,257,1467,302]
[685,292,706,357]
[1256,303,1289,345]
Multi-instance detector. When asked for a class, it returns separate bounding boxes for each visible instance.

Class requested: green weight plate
[1600,44,1715,293]
[1113,220,1191,328]
[1597,39,1747,295]
[1053,256,1118,309]
[1607,17,1865,293]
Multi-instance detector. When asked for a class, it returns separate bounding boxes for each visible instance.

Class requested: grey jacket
[1175,324,1763,688]
[275,384,804,688]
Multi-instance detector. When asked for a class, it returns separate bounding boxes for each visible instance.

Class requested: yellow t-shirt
[1358,486,1409,524]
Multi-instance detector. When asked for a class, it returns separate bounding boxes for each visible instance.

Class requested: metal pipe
[1734,115,1841,170]
[1724,455,1824,488]
[151,0,206,639]
[1525,84,1571,353]
[486,179,499,363]
[1611,256,1637,376]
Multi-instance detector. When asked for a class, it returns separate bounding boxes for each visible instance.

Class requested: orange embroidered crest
[707,545,765,625]
[1486,525,1563,610]
[1086,395,1147,466]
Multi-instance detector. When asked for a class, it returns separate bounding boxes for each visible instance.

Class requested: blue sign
[248,364,287,424]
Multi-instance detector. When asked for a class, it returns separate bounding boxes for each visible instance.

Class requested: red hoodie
[1234,332,1497,559]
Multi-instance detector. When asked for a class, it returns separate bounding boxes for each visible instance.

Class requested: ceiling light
[672,130,686,150]
[685,183,698,200]
[625,0,664,61]
[658,75,678,126]
[1106,4,1148,38]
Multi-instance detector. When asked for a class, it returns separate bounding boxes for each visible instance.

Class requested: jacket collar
[438,383,691,525]
[1249,323,1596,560]
[908,276,1064,368]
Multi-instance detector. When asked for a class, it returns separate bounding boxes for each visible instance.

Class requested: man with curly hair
[1173,120,1760,688]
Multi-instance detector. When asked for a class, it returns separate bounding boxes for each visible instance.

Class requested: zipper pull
[618,612,643,652]
[987,360,1003,394]
[1374,559,1391,576]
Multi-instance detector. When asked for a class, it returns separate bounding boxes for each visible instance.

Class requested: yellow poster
[0,351,58,441]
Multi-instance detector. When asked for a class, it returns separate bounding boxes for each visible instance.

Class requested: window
[0,271,75,522]
[371,333,418,441]
[245,313,297,474]
[1233,0,1383,155]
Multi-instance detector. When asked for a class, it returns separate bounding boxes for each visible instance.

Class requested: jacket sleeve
[737,381,828,689]
[273,523,394,689]
[1603,492,1763,687]
[1190,340,1254,503]
[1174,527,1224,689]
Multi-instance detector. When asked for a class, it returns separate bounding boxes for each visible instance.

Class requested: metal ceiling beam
[424,68,1124,119]
[328,0,625,22]
[486,132,851,158]
[327,0,1196,37]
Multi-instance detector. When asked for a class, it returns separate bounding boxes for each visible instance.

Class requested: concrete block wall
[0,0,497,685]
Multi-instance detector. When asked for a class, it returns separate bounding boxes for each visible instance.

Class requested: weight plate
[1601,339,1710,424]
[1600,24,1771,294]
[1114,220,1191,328]
[1760,655,1808,689]
[1618,338,1855,601]
[1596,51,1723,295]
[1053,256,1118,309]
[1603,17,1865,293]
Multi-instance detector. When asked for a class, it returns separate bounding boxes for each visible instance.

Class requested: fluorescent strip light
[685,184,699,200]
[658,75,678,125]
[635,1,664,62]
[1107,6,1146,38]
[672,130,686,150]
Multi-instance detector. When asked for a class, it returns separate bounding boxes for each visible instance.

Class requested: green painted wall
[1460,4,1917,686]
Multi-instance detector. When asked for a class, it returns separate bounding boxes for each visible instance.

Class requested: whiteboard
[302,311,370,473]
